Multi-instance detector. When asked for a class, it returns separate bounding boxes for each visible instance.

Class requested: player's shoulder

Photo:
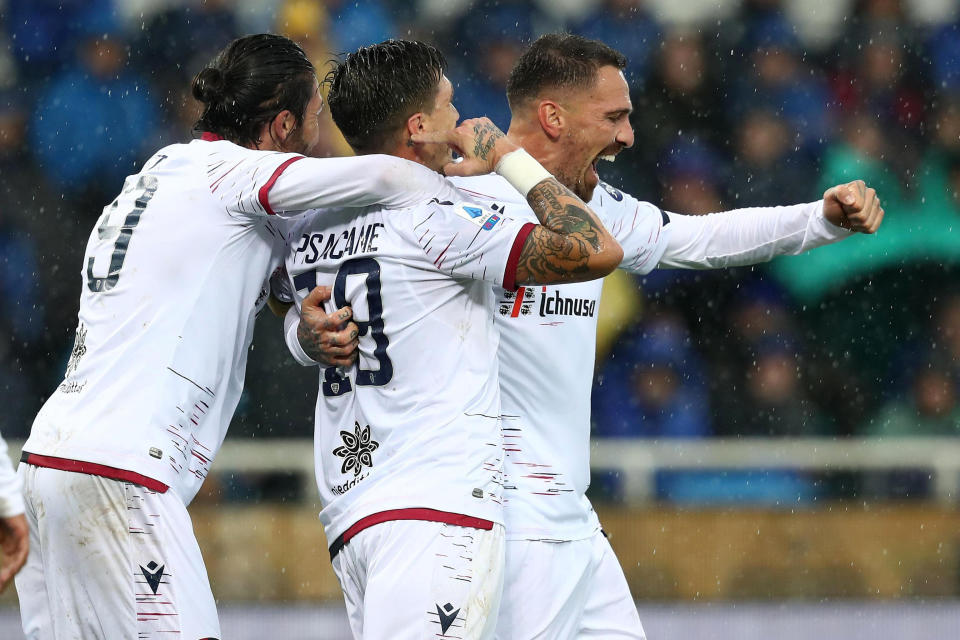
[591,181,666,226]
[189,138,297,166]
[413,197,506,232]
[449,173,527,206]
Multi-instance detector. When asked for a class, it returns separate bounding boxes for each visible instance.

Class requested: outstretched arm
[657,180,884,270]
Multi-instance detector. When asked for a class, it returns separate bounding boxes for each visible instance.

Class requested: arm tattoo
[515,179,608,284]
[472,122,504,161]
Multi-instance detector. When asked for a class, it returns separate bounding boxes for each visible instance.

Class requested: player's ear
[270,109,297,144]
[405,112,425,136]
[537,100,563,140]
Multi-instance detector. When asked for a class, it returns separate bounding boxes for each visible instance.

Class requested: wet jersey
[23,137,460,505]
[452,173,850,541]
[284,198,534,543]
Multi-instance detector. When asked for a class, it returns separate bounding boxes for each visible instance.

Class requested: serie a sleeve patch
[452,202,501,231]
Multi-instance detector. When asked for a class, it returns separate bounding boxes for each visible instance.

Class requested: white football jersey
[454,174,671,540]
[285,198,534,543]
[453,173,848,541]
[24,137,460,505]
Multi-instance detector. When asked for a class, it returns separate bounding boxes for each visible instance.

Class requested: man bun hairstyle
[327,39,446,154]
[192,34,316,147]
[506,33,627,110]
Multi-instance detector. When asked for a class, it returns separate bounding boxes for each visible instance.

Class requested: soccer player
[418,34,884,639]
[0,432,27,593]
[14,34,521,639]
[280,40,622,639]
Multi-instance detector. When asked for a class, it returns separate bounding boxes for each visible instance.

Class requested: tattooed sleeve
[513,179,616,284]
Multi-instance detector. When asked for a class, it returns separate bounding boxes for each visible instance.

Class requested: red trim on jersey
[503,222,536,291]
[20,452,169,493]
[200,132,224,141]
[257,156,305,215]
[510,287,526,317]
[328,508,494,559]
[457,187,499,200]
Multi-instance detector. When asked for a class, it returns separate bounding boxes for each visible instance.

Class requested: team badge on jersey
[333,422,379,477]
[600,181,624,201]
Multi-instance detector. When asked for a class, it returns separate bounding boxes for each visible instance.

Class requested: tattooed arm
[412,118,622,284]
[513,179,622,284]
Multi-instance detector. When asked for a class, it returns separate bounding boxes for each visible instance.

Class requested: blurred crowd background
[0,0,959,505]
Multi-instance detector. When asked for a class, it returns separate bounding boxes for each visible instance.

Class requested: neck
[506,118,564,177]
[389,140,423,165]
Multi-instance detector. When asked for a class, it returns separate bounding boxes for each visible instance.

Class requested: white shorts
[14,464,220,639]
[496,531,645,640]
[331,519,505,639]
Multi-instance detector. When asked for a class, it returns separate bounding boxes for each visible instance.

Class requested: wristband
[495,148,553,197]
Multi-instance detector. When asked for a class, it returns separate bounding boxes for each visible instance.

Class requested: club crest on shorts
[333,422,379,477]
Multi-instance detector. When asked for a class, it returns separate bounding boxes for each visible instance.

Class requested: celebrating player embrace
[309,34,884,640]
[13,34,526,639]
[280,40,622,639]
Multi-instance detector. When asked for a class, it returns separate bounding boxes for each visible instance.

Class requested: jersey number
[86,174,159,292]
[292,257,394,397]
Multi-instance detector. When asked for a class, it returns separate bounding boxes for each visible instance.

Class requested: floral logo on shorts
[333,422,379,477]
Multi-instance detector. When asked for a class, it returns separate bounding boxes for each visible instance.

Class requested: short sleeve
[202,141,305,219]
[592,182,671,276]
[406,200,535,290]
[202,142,461,220]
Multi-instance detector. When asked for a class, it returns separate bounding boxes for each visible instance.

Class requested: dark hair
[192,34,316,147]
[506,33,627,109]
[326,39,446,154]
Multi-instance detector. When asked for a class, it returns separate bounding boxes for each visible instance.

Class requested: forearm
[270,154,459,214]
[512,178,621,284]
[657,201,851,270]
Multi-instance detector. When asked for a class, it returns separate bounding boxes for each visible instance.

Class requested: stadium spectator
[131,0,239,98]
[30,29,160,215]
[593,310,710,439]
[326,0,396,53]
[631,30,724,195]
[446,1,541,131]
[4,0,116,80]
[730,15,832,155]
[863,362,960,437]
[727,108,816,206]
[575,0,661,87]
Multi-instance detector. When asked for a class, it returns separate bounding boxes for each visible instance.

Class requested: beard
[555,165,597,202]
[280,127,320,157]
